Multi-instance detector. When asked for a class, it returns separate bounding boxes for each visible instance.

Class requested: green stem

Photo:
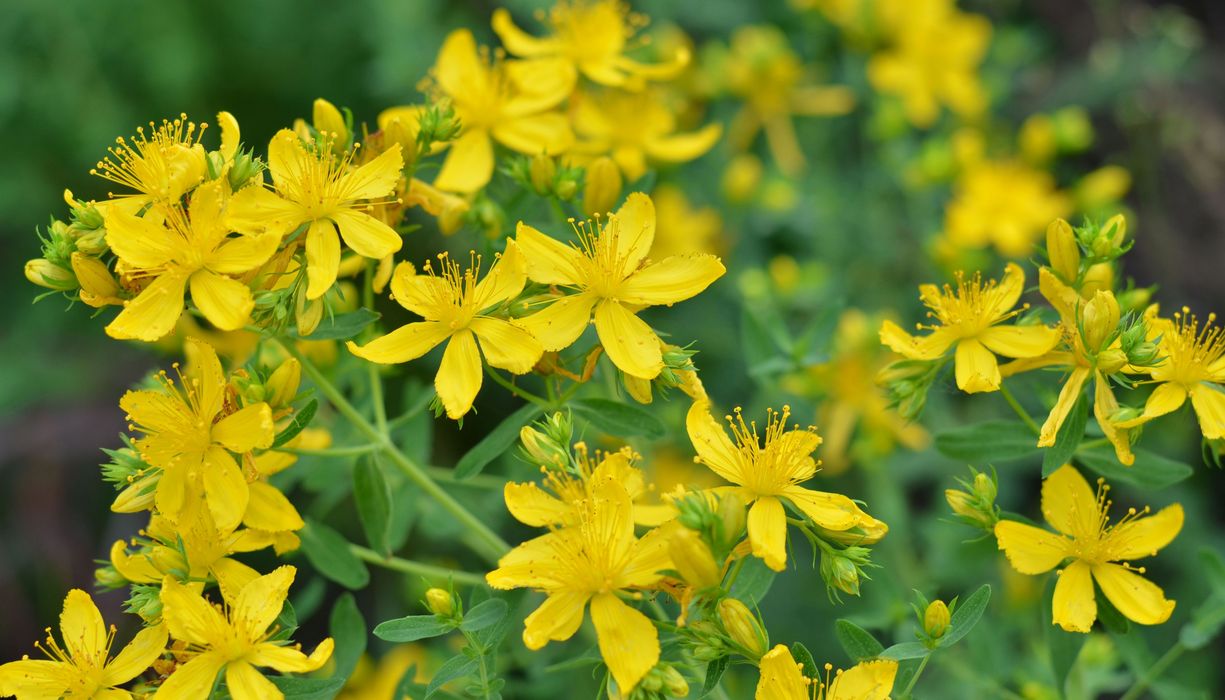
[900,653,931,699]
[275,444,382,457]
[485,366,549,406]
[349,544,486,587]
[1119,641,1186,700]
[276,338,510,562]
[369,363,388,434]
[999,383,1041,435]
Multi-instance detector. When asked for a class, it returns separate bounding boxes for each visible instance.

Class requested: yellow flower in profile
[515,193,725,379]
[867,0,991,128]
[347,242,542,420]
[942,160,1071,258]
[755,644,897,700]
[103,181,280,341]
[994,465,1183,633]
[90,114,208,212]
[1117,308,1225,439]
[686,400,885,572]
[486,478,671,693]
[420,29,572,194]
[650,185,722,259]
[0,590,167,699]
[880,263,1059,394]
[226,129,404,300]
[155,566,334,700]
[121,338,274,532]
[569,89,721,181]
[492,1,688,91]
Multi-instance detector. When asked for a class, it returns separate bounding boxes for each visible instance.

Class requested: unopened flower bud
[669,528,721,590]
[1080,262,1114,298]
[1082,291,1120,352]
[1097,348,1127,375]
[661,665,689,697]
[529,153,557,195]
[25,258,76,291]
[820,549,862,597]
[718,598,767,659]
[313,98,350,154]
[971,472,996,502]
[924,600,950,640]
[295,291,324,336]
[519,425,568,469]
[1053,107,1093,152]
[1046,218,1080,282]
[74,228,109,256]
[1103,214,1127,247]
[95,565,126,590]
[228,151,261,191]
[717,492,746,546]
[425,588,454,617]
[267,358,302,408]
[583,157,622,217]
[71,253,121,307]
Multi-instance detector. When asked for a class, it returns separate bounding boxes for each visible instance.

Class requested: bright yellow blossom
[686,400,885,572]
[0,590,167,699]
[103,181,280,341]
[755,644,897,700]
[995,465,1183,632]
[486,478,671,693]
[226,129,404,300]
[90,114,208,213]
[942,160,1071,258]
[347,242,542,420]
[155,566,334,700]
[515,193,725,379]
[491,1,688,91]
[880,263,1059,394]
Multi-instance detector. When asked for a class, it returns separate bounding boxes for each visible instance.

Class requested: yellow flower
[755,644,897,700]
[1117,308,1225,439]
[486,478,671,693]
[568,89,721,181]
[942,160,1071,258]
[103,181,280,341]
[515,193,725,379]
[994,465,1183,632]
[491,1,688,91]
[120,338,274,532]
[0,590,167,699]
[867,0,991,128]
[649,185,723,259]
[226,129,404,300]
[156,566,334,700]
[337,646,428,700]
[880,263,1059,394]
[686,400,885,572]
[420,29,572,193]
[347,242,542,420]
[90,114,208,212]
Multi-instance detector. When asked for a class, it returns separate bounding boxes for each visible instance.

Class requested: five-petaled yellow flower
[687,400,885,572]
[121,338,274,532]
[515,192,725,379]
[104,181,280,341]
[0,590,167,699]
[155,566,334,700]
[995,465,1183,633]
[347,241,542,420]
[90,113,208,213]
[755,644,897,700]
[486,478,671,694]
[227,129,404,300]
[880,263,1059,394]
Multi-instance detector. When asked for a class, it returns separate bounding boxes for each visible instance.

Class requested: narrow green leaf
[572,398,666,439]
[879,642,929,661]
[935,421,1039,463]
[701,656,729,697]
[268,677,347,700]
[291,308,380,340]
[1042,393,1088,476]
[789,642,819,678]
[835,619,885,662]
[426,654,479,698]
[1180,593,1225,650]
[1077,446,1193,489]
[729,558,775,606]
[298,519,369,589]
[329,593,367,682]
[394,664,429,699]
[1201,548,1225,594]
[374,614,455,642]
[455,403,542,479]
[353,455,393,554]
[272,398,318,448]
[460,598,509,633]
[940,584,991,647]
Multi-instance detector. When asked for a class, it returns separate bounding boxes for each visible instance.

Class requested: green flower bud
[924,600,950,640]
[425,587,454,617]
[25,258,76,291]
[529,153,557,195]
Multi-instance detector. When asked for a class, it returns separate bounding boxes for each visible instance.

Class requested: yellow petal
[472,318,543,374]
[266,129,309,192]
[212,558,261,602]
[217,111,240,161]
[643,124,722,163]
[110,540,160,583]
[225,184,302,234]
[332,208,403,260]
[154,461,191,523]
[243,481,305,532]
[232,566,296,640]
[1095,372,1134,466]
[504,482,570,527]
[389,261,449,318]
[212,403,274,452]
[1116,382,1187,428]
[1041,465,1099,539]
[434,30,486,99]
[748,496,788,572]
[828,660,899,700]
[755,644,808,700]
[619,254,725,306]
[304,218,341,299]
[685,399,745,484]
[504,57,575,110]
[954,339,1001,393]
[59,589,107,667]
[202,446,249,533]
[978,324,1060,359]
[152,651,225,700]
[159,577,228,648]
[1093,562,1175,625]
[434,129,494,193]
[347,321,451,364]
[1052,560,1097,633]
[104,209,179,269]
[590,592,659,693]
[436,330,483,419]
[515,292,596,352]
[225,660,281,700]
[1190,384,1225,439]
[249,638,334,673]
[1105,504,1184,561]
[619,520,675,588]
[336,143,403,201]
[1038,367,1091,447]
[523,590,589,650]
[0,659,73,697]
[473,240,528,308]
[780,486,863,532]
[190,270,254,331]
[208,233,280,275]
[491,113,573,155]
[106,269,189,341]
[985,262,1026,321]
[611,192,655,273]
[515,222,585,286]
[490,8,558,57]
[103,624,168,687]
[593,300,663,379]
[487,530,575,590]
[879,320,955,360]
[994,520,1070,574]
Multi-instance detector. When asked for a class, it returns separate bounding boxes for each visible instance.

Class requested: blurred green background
[3,0,1225,695]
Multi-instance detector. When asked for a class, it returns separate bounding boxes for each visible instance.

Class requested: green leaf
[267,677,347,700]
[272,398,318,448]
[291,308,380,340]
[879,642,929,661]
[460,598,509,633]
[298,519,369,589]
[1076,446,1193,489]
[729,558,775,606]
[789,642,819,678]
[1202,548,1225,594]
[741,305,793,378]
[1180,586,1225,650]
[572,398,665,439]
[935,421,1039,463]
[835,619,885,662]
[455,403,542,479]
[1042,393,1087,476]
[701,656,729,698]
[940,584,991,647]
[353,455,393,554]
[374,614,455,642]
[426,654,479,698]
[394,664,429,699]
[328,593,366,682]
